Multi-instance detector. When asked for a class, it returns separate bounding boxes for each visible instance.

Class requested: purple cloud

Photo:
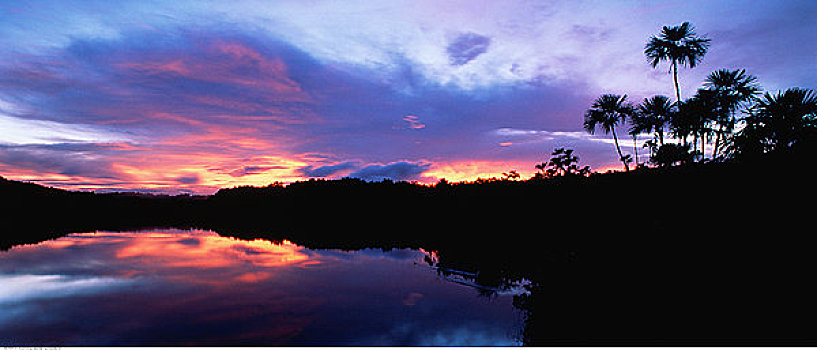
[0,144,120,179]
[447,33,491,66]
[347,161,432,182]
[298,161,360,178]
[174,174,200,184]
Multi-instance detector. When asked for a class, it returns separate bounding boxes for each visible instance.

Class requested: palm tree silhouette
[728,88,817,157]
[703,69,761,158]
[629,129,640,167]
[645,22,711,103]
[758,88,817,149]
[549,148,578,177]
[678,90,719,161]
[584,94,634,171]
[632,95,675,146]
[536,148,591,178]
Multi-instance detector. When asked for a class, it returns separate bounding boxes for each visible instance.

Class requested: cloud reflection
[0,274,129,303]
[0,230,521,346]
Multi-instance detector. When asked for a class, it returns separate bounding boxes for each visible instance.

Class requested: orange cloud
[423,160,537,183]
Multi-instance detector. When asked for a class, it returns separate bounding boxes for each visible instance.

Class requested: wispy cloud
[0,114,132,146]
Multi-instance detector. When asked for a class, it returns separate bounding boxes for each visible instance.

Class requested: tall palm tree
[645,22,711,103]
[703,69,761,158]
[584,94,635,171]
[633,95,675,146]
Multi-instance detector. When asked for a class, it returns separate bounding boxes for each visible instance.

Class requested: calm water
[0,229,523,346]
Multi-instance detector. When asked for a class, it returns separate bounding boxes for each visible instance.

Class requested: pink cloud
[115,40,309,100]
[402,115,426,129]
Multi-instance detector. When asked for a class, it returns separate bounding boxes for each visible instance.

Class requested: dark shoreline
[3,151,817,345]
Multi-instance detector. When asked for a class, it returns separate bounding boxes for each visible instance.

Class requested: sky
[0,0,815,194]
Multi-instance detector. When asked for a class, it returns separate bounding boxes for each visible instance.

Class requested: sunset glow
[1,1,814,193]
[32,230,313,284]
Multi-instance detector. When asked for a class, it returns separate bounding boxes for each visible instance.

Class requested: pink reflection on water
[35,230,313,285]
[0,229,520,346]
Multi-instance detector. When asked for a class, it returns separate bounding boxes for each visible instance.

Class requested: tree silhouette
[728,88,817,157]
[643,139,659,161]
[629,130,640,167]
[668,100,694,150]
[686,89,720,161]
[703,69,761,158]
[584,94,635,171]
[630,97,669,168]
[633,95,675,146]
[645,22,711,103]
[651,143,693,167]
[534,162,548,178]
[502,170,521,181]
[538,148,590,178]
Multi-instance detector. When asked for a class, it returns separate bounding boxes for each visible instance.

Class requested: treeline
[2,143,814,253]
[0,177,203,249]
[3,147,816,345]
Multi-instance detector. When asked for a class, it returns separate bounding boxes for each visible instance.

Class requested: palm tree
[548,148,579,177]
[584,94,635,171]
[645,22,711,103]
[633,95,675,146]
[727,88,817,157]
[703,69,761,158]
[629,129,640,167]
[539,148,591,178]
[668,101,694,150]
[756,88,817,150]
[678,90,719,161]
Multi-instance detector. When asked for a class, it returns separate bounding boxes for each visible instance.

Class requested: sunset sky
[1,0,815,194]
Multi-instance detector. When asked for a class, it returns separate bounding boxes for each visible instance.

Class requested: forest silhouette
[2,21,817,345]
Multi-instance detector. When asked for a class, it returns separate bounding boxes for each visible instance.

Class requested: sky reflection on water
[0,229,521,346]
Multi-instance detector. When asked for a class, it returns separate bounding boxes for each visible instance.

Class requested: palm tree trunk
[632,134,639,167]
[673,60,681,103]
[658,129,664,146]
[712,124,723,159]
[611,127,629,171]
[693,132,699,161]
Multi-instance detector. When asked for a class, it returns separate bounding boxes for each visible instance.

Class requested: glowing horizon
[1,1,814,194]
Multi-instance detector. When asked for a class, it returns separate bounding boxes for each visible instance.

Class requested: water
[0,229,523,346]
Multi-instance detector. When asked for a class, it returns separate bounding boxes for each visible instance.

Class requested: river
[0,229,524,346]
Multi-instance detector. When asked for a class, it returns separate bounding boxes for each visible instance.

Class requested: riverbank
[3,150,816,345]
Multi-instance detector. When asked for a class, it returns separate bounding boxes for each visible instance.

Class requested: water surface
[0,229,522,346]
